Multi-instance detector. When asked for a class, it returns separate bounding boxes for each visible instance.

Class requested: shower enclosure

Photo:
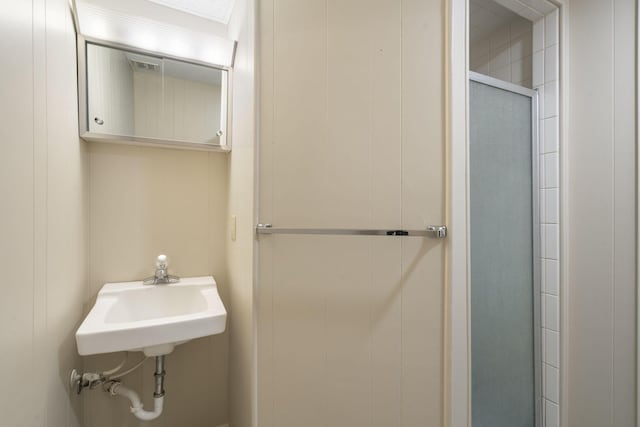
[469,72,541,427]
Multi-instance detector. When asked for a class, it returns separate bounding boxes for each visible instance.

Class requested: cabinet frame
[77,35,234,152]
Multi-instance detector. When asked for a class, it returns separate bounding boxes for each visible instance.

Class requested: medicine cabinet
[77,38,231,151]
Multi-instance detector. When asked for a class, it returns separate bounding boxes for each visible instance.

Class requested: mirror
[83,42,228,150]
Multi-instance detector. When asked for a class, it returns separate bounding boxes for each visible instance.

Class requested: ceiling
[470,0,526,42]
[76,0,230,36]
[145,0,236,24]
[74,0,237,67]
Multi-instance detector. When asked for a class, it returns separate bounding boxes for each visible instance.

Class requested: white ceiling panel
[76,2,236,66]
[146,0,236,24]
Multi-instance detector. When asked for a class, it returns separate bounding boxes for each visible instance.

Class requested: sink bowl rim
[78,276,222,332]
[75,275,227,356]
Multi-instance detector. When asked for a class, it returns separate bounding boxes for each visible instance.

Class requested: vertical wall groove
[611,2,617,425]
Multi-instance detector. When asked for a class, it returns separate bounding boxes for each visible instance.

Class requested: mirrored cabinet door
[86,43,139,136]
[158,57,225,144]
[83,41,229,150]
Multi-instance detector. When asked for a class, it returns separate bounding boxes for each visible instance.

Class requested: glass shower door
[469,74,541,427]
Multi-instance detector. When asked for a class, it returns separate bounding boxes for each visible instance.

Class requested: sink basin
[76,276,226,356]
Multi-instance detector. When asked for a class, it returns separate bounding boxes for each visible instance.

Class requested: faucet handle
[156,254,168,269]
[143,254,179,285]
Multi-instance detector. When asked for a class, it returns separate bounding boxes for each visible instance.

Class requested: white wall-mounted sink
[76,276,226,356]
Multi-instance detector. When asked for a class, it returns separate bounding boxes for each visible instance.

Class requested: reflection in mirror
[86,42,227,147]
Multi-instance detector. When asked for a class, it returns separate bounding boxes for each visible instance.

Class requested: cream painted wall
[82,143,230,427]
[0,0,87,425]
[79,1,254,424]
[567,0,636,425]
[226,0,256,426]
[1,1,242,426]
[257,0,445,426]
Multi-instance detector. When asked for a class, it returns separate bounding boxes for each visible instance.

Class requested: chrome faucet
[143,255,180,285]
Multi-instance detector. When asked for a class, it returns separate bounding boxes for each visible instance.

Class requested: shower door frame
[468,70,543,427]
[448,3,568,427]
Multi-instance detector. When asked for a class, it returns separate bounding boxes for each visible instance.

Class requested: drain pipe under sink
[107,355,166,421]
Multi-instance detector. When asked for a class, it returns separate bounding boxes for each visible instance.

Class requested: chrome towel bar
[255,224,447,239]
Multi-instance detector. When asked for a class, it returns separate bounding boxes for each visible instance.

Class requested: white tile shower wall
[533,8,560,427]
[469,17,533,87]
[545,400,559,427]
[544,364,559,403]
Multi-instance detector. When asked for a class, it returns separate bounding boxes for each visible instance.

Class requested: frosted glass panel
[470,80,536,427]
